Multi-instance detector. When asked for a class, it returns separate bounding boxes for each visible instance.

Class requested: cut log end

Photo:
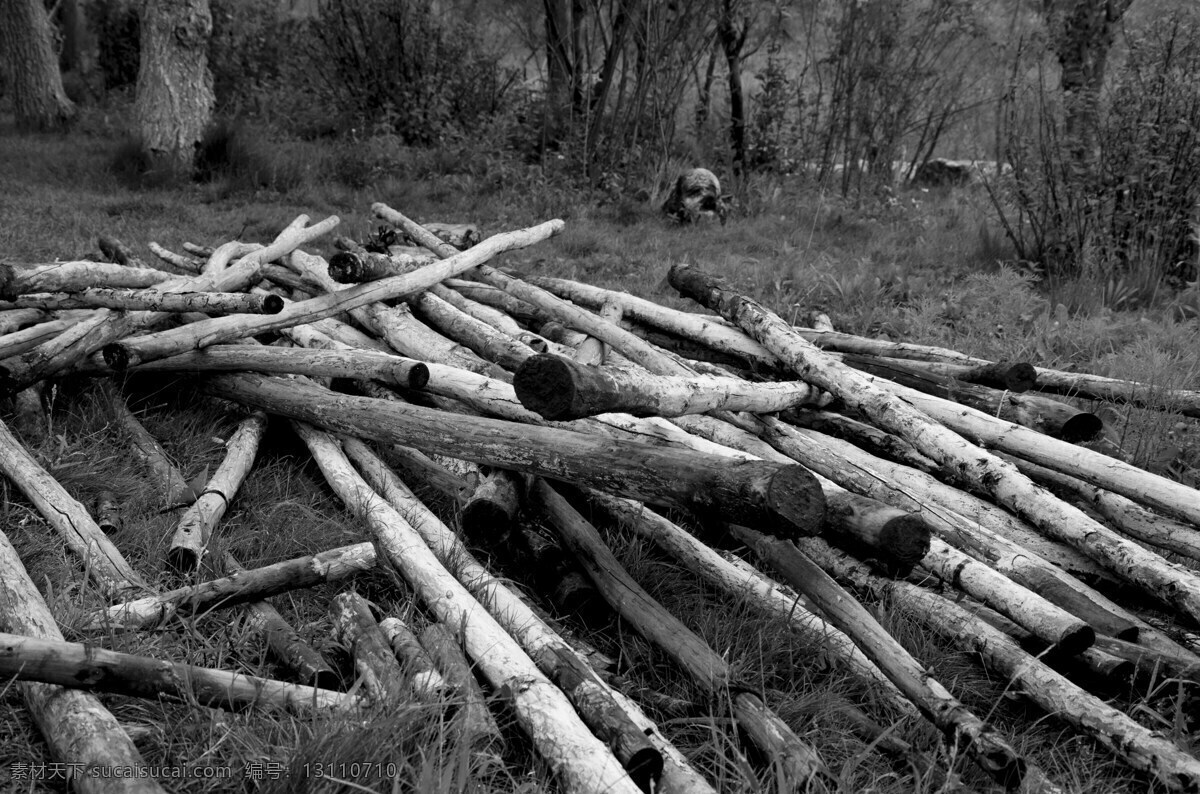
[309,669,342,691]
[102,342,133,371]
[763,465,826,538]
[513,354,577,419]
[166,547,202,574]
[1003,363,1038,392]
[403,362,431,390]
[327,251,367,283]
[1055,624,1097,658]
[625,747,665,792]
[1058,413,1103,443]
[875,513,933,567]
[261,294,286,315]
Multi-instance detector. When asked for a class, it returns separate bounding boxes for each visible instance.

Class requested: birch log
[0,529,163,794]
[728,525,1026,788]
[90,542,376,630]
[291,423,643,794]
[205,372,826,537]
[0,632,361,714]
[0,418,147,597]
[668,264,1200,625]
[168,411,268,571]
[103,220,562,369]
[801,537,1200,792]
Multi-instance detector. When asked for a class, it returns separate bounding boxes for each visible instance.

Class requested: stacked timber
[0,205,1199,794]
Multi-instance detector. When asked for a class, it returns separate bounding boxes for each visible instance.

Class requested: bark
[533,481,831,791]
[134,0,215,172]
[0,417,147,598]
[147,242,204,272]
[513,353,823,419]
[0,317,78,360]
[291,423,643,794]
[518,527,606,622]
[0,631,361,714]
[0,0,77,130]
[730,526,1027,789]
[330,592,410,703]
[92,542,376,630]
[98,380,196,508]
[205,372,826,538]
[418,622,503,745]
[0,530,161,794]
[717,0,749,173]
[95,491,123,534]
[102,221,558,370]
[804,537,1200,793]
[0,307,48,331]
[378,617,451,702]
[10,382,48,442]
[0,262,176,296]
[668,263,1200,626]
[1,288,283,315]
[575,302,623,366]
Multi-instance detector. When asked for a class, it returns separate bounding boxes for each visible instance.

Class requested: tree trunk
[543,0,574,141]
[0,0,77,131]
[717,0,749,174]
[133,0,215,173]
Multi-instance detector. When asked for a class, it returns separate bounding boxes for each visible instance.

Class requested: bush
[194,118,310,193]
[90,0,139,92]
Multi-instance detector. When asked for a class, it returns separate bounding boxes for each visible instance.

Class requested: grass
[2,116,1199,793]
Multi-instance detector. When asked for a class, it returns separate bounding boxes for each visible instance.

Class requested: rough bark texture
[134,0,215,171]
[418,623,504,745]
[0,0,77,130]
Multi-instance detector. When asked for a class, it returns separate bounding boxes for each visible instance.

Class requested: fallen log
[147,241,203,272]
[669,264,1200,626]
[0,631,362,714]
[89,542,376,631]
[225,552,340,691]
[0,288,284,315]
[575,301,623,366]
[0,528,164,794]
[103,220,563,370]
[206,373,826,537]
[518,526,608,622]
[292,423,644,794]
[378,616,450,701]
[800,537,1200,792]
[0,307,47,333]
[0,316,78,360]
[330,591,410,703]
[0,417,148,598]
[532,480,832,792]
[513,352,823,419]
[97,380,196,508]
[95,490,122,534]
[10,382,48,442]
[341,436,674,791]
[168,411,268,571]
[0,261,176,296]
[728,525,1026,788]
[417,622,504,745]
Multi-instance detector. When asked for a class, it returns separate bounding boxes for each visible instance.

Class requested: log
[0,307,47,333]
[89,542,376,631]
[0,631,362,714]
[0,417,148,598]
[518,526,607,622]
[147,241,203,272]
[0,261,176,296]
[291,423,643,794]
[168,411,268,571]
[999,453,1200,564]
[108,345,430,391]
[418,622,504,745]
[575,301,622,366]
[206,372,826,538]
[728,525,1026,788]
[513,353,823,419]
[404,221,481,249]
[531,480,832,791]
[97,234,149,269]
[0,316,77,360]
[840,353,1101,442]
[0,288,284,315]
[97,380,196,508]
[330,591,410,703]
[669,264,1200,626]
[801,537,1200,792]
[378,616,451,701]
[95,490,122,534]
[10,382,48,441]
[446,279,550,327]
[339,437,671,791]
[103,220,563,370]
[225,552,340,690]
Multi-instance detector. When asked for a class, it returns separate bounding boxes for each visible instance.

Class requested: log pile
[1,206,1200,793]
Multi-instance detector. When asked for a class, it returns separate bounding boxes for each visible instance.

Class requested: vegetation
[1,0,1200,791]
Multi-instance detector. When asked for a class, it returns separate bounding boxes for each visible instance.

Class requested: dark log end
[327,251,368,283]
[405,362,430,390]
[624,747,665,792]
[874,513,933,566]
[1003,363,1038,392]
[309,669,342,691]
[666,263,721,310]
[764,465,826,537]
[460,500,515,541]
[97,234,130,265]
[1054,623,1096,657]
[260,294,286,314]
[166,546,201,574]
[1057,412,1103,443]
[513,354,577,419]
[101,343,132,371]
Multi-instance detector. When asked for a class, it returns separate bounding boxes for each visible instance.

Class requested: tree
[717,0,751,174]
[134,0,215,173]
[0,0,78,131]
[1042,0,1136,182]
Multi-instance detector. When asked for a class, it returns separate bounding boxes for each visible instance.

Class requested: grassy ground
[2,116,1199,793]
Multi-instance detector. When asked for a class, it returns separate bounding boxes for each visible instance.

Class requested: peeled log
[330,592,410,703]
[205,372,826,538]
[418,622,504,745]
[513,352,823,419]
[0,262,175,296]
[0,288,283,315]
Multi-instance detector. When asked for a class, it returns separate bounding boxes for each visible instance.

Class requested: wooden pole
[330,591,410,703]
[205,372,826,538]
[0,528,164,794]
[97,380,196,508]
[168,411,268,571]
[90,542,377,631]
[0,288,284,315]
[417,622,504,745]
[378,616,451,701]
[0,261,176,295]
